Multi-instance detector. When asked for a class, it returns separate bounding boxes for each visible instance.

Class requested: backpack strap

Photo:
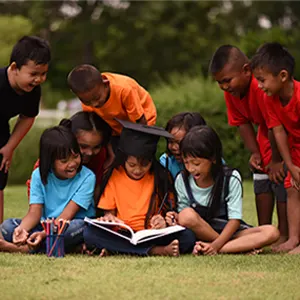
[181,171,197,207]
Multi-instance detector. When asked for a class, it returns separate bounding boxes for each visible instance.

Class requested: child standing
[83,120,196,256]
[0,36,51,223]
[160,112,207,179]
[251,43,300,253]
[209,45,287,244]
[0,123,95,253]
[67,64,157,156]
[167,126,279,255]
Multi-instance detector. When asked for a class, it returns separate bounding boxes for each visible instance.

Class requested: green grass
[1,182,299,300]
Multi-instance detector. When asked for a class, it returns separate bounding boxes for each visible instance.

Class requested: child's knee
[178,208,199,228]
[1,218,21,242]
[261,225,280,242]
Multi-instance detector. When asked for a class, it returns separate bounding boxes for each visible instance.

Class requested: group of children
[0,35,299,256]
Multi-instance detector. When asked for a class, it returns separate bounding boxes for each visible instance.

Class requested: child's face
[124,156,152,181]
[11,60,48,93]
[213,63,251,98]
[168,127,186,162]
[76,130,103,164]
[76,80,110,108]
[53,152,81,180]
[253,67,285,96]
[183,155,213,184]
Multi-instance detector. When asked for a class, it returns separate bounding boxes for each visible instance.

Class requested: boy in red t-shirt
[209,45,287,244]
[251,42,300,253]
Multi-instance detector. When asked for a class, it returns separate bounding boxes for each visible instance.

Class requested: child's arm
[150,215,166,229]
[238,123,263,171]
[0,115,35,172]
[99,209,124,223]
[56,200,81,221]
[273,125,300,186]
[266,129,285,184]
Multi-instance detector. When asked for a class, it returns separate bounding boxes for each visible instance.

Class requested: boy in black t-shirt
[0,36,51,223]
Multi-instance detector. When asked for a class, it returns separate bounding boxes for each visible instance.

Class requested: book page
[132,225,185,245]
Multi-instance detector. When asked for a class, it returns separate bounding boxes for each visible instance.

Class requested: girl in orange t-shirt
[83,120,196,256]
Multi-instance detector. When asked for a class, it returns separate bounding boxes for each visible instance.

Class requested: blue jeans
[1,218,86,253]
[83,225,196,255]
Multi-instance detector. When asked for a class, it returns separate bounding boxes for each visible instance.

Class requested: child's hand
[98,214,124,224]
[165,211,178,226]
[197,241,218,256]
[290,165,300,190]
[150,215,166,229]
[0,145,14,173]
[266,161,285,184]
[249,153,263,172]
[27,231,46,250]
[13,226,29,245]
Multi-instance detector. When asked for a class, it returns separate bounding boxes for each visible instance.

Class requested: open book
[84,217,185,245]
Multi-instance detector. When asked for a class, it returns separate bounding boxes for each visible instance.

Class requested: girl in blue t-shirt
[166,125,279,255]
[160,112,207,179]
[0,122,96,254]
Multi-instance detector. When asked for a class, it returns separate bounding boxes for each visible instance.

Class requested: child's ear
[242,63,251,76]
[9,62,18,72]
[279,70,289,83]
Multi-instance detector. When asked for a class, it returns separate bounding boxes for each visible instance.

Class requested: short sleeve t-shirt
[265,80,300,143]
[0,67,41,140]
[225,76,271,169]
[82,73,157,135]
[30,166,96,219]
[159,153,184,179]
[98,166,155,231]
[175,170,243,220]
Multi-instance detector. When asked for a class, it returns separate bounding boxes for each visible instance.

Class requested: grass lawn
[1,182,299,300]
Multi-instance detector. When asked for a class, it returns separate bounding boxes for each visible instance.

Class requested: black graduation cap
[116,119,174,158]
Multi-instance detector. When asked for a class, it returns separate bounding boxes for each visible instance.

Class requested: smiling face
[124,156,152,181]
[183,155,213,186]
[213,63,251,98]
[253,67,285,97]
[11,60,48,93]
[53,152,81,180]
[76,129,103,164]
[76,80,110,108]
[167,127,187,162]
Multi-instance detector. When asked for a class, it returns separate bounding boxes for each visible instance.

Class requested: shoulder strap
[181,171,197,206]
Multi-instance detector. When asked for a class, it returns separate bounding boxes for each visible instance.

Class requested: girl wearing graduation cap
[83,120,196,256]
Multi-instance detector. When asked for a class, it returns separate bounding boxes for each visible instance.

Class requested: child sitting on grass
[84,120,196,256]
[166,125,279,255]
[0,121,95,253]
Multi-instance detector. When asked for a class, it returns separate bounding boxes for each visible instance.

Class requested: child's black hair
[10,36,51,69]
[99,150,176,227]
[209,45,248,75]
[67,64,103,94]
[180,125,232,219]
[165,112,206,155]
[39,120,82,185]
[250,42,295,77]
[60,111,112,146]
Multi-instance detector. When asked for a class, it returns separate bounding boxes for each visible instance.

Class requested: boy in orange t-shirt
[251,42,300,253]
[67,65,157,150]
[209,45,287,244]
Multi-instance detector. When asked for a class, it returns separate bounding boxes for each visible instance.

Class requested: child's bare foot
[272,239,298,253]
[192,241,203,256]
[0,239,29,253]
[288,245,300,255]
[271,235,288,250]
[246,248,263,255]
[149,240,179,257]
[99,248,109,257]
